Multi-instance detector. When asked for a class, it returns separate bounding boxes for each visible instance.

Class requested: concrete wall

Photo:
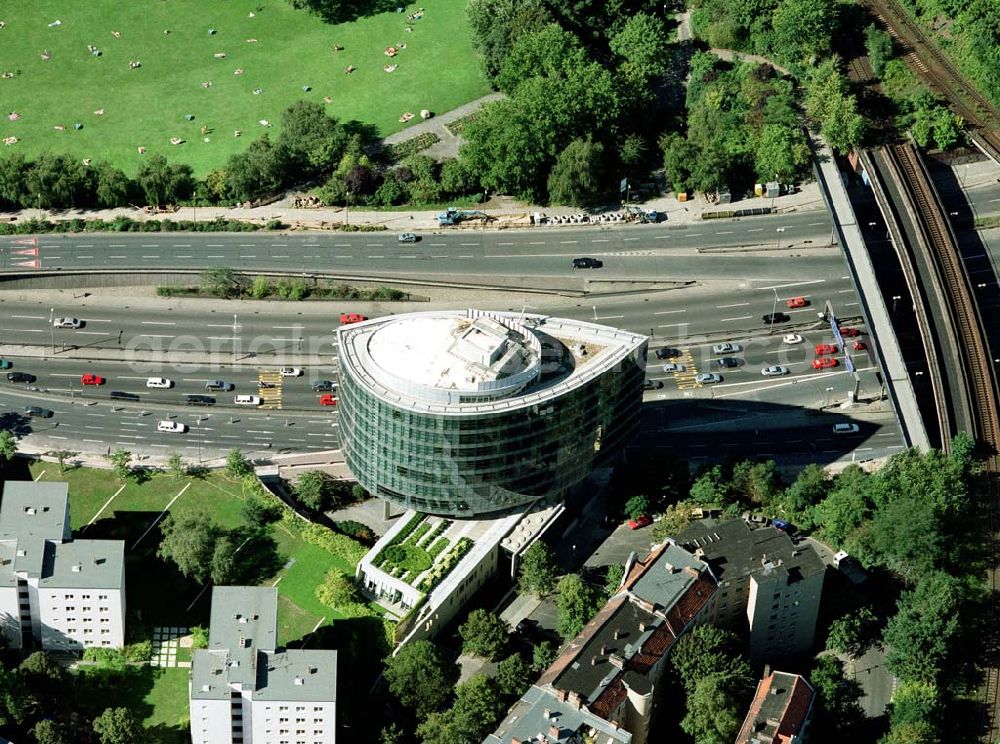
[249,699,336,744]
[0,587,20,649]
[38,586,125,651]
[189,697,232,744]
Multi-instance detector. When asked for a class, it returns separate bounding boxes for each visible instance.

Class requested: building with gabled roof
[0,481,125,651]
[736,668,815,743]
[189,586,337,744]
[488,541,718,744]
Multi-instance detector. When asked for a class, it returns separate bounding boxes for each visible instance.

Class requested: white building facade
[190,586,337,744]
[0,481,125,651]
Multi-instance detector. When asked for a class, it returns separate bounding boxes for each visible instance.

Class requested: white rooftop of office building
[337,309,648,412]
[368,314,539,392]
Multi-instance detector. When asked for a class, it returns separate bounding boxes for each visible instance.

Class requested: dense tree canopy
[384,640,459,719]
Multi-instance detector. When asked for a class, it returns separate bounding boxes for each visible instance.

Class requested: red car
[319,394,338,406]
[839,327,861,337]
[812,357,839,369]
[786,296,809,308]
[814,344,837,355]
[80,373,105,386]
[628,515,652,530]
[852,341,867,352]
[340,313,366,325]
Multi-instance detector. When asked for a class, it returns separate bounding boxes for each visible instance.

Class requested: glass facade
[339,344,647,517]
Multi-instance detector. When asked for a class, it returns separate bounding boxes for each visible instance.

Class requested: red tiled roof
[623,542,671,590]
[590,677,627,719]
[629,623,676,674]
[666,575,717,628]
[735,672,815,743]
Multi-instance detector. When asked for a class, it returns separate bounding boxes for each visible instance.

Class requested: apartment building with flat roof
[0,481,125,651]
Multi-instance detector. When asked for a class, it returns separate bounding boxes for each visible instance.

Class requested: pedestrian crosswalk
[257,371,283,409]
[671,349,703,389]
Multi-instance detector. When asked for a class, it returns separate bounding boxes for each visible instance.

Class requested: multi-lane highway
[4,210,839,280]
[1,208,906,462]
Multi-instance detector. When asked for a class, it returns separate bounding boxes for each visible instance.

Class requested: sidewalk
[382,92,505,160]
[5,176,827,235]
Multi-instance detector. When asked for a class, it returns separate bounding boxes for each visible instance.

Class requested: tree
[609,13,671,94]
[93,162,131,208]
[604,563,625,599]
[166,452,186,479]
[209,534,239,585]
[890,679,939,729]
[459,608,509,660]
[652,501,699,542]
[316,570,360,608]
[106,449,133,483]
[241,493,283,529]
[135,154,192,206]
[384,640,459,718]
[278,100,348,180]
[623,495,650,521]
[466,0,553,82]
[884,571,961,683]
[380,723,406,744]
[33,719,70,744]
[417,674,504,744]
[224,135,291,203]
[809,656,865,733]
[730,460,783,507]
[680,674,744,744]
[555,574,601,639]
[294,470,338,511]
[866,25,894,79]
[518,541,557,596]
[771,0,835,64]
[496,24,587,93]
[226,448,253,478]
[671,626,752,693]
[93,707,144,744]
[0,430,16,463]
[496,653,534,698]
[532,640,558,671]
[775,463,829,529]
[51,449,76,474]
[827,607,880,657]
[157,509,223,584]
[754,124,810,182]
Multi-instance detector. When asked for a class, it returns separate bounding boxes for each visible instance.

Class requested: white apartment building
[190,586,337,744]
[0,481,125,651]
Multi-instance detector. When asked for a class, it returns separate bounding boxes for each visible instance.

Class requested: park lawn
[142,668,191,744]
[0,0,489,176]
[28,462,366,643]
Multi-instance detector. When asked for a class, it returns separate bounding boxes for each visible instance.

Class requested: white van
[832,423,860,434]
[234,395,262,406]
[157,420,187,433]
[146,377,173,388]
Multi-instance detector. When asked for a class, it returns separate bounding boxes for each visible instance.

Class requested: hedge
[417,537,473,593]
[302,522,368,567]
[372,512,425,568]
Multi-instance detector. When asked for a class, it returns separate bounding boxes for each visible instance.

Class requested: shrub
[191,626,209,649]
[302,522,368,566]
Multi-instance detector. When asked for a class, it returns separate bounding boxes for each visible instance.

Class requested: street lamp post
[345,192,351,226]
[775,227,786,251]
[48,308,55,355]
[232,313,238,364]
[891,295,901,314]
[825,386,834,407]
[769,288,779,335]
[193,190,198,224]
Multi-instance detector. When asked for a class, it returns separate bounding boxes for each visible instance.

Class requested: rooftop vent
[201,685,211,692]
[24,507,35,515]
[71,564,82,573]
[16,549,25,557]
[294,677,304,686]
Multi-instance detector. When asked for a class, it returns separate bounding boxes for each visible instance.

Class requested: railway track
[861,0,1000,160]
[887,141,1000,739]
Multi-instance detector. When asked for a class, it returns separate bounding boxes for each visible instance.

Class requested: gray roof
[677,519,825,585]
[0,481,70,577]
[40,539,124,589]
[254,649,338,703]
[630,543,713,608]
[192,586,337,704]
[0,541,16,588]
[484,685,632,744]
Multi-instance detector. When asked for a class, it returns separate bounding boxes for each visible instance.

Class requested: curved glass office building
[336,310,647,517]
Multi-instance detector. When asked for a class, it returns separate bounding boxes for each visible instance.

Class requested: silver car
[696,373,722,384]
[761,366,789,377]
[662,363,686,373]
[712,342,740,354]
[53,317,83,329]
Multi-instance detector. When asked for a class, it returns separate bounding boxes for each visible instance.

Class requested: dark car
[572,257,603,269]
[715,357,740,368]
[7,372,35,383]
[109,391,140,401]
[24,405,54,418]
[312,380,337,392]
[205,380,234,392]
[762,312,790,324]
[655,348,681,359]
[643,379,664,390]
[185,394,216,406]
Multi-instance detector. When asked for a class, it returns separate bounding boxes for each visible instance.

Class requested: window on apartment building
[99,594,107,600]
[279,706,288,711]
[102,640,111,646]
[66,594,74,599]
[296,706,305,711]
[100,607,109,612]
[83,629,92,634]
[82,595,90,600]
[101,629,110,635]
[66,606,75,612]
[312,706,323,712]
[68,628,76,633]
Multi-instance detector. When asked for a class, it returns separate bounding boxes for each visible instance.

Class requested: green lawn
[0,0,489,176]
[142,668,191,744]
[30,462,354,644]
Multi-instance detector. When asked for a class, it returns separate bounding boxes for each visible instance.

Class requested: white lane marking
[77,255,93,259]
[844,302,860,307]
[176,255,192,259]
[595,315,624,320]
[560,240,578,245]
[273,255,289,258]
[757,280,826,290]
[716,231,734,235]
[206,244,225,248]
[716,302,749,308]
[654,309,685,315]
[365,243,384,247]
[687,233,702,236]
[838,288,854,293]
[623,237,640,242]
[657,322,688,328]
[460,243,480,247]
[457,255,473,259]
[335,255,353,258]
[73,331,107,336]
[239,255,257,259]
[141,255,160,259]
[399,255,417,259]
[141,244,159,248]
[206,255,224,259]
[205,324,234,328]
[368,255,384,259]
[109,255,127,259]
[11,315,45,319]
[747,228,763,233]
[174,244,192,248]
[272,325,303,329]
[0,328,42,333]
[136,334,176,338]
[592,239,610,243]
[498,242,515,246]
[142,321,175,326]
[721,315,752,322]
[808,222,827,226]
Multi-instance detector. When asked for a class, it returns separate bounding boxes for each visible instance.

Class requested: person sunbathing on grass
[344,65,356,73]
